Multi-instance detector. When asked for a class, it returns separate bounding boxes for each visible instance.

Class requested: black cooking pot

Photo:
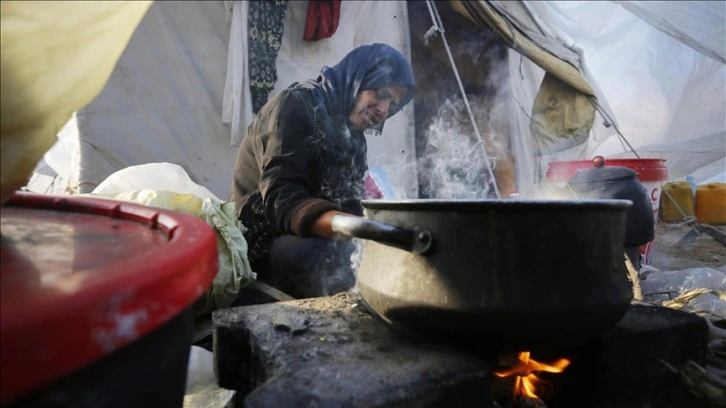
[567,156,654,247]
[332,199,633,352]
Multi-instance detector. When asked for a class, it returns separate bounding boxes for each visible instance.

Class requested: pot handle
[331,214,432,254]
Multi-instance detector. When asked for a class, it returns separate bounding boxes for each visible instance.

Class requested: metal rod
[425,0,501,199]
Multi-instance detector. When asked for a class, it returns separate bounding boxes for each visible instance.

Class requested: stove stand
[213,293,492,407]
[213,294,709,408]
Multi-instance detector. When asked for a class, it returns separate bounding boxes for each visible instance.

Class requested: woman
[230,43,415,300]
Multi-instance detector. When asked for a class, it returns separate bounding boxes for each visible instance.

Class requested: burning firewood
[511,397,547,408]
[515,397,547,408]
[492,395,547,408]
[494,352,568,408]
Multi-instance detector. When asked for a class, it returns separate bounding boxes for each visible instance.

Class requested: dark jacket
[231,84,367,262]
[230,43,415,263]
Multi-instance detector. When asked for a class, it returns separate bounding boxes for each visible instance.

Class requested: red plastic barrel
[545,158,668,184]
[0,192,218,405]
[546,158,668,265]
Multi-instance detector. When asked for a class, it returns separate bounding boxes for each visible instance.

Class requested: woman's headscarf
[313,43,416,133]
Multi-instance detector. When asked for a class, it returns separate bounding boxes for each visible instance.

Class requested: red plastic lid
[546,157,668,182]
[0,192,218,403]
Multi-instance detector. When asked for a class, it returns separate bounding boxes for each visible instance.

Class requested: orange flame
[494,351,570,399]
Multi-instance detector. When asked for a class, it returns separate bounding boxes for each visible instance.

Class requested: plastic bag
[641,267,726,297]
[185,346,235,408]
[93,162,216,200]
[90,163,256,315]
[642,267,726,319]
[194,197,256,312]
[663,289,726,319]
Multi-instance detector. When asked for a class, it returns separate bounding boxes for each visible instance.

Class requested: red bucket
[546,158,668,265]
[1,192,218,406]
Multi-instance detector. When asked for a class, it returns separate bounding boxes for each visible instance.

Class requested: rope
[425,0,501,198]
[661,187,699,229]
[586,95,641,159]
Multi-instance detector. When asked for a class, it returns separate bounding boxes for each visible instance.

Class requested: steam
[309,239,357,296]
[414,21,516,200]
[419,97,507,199]
[348,238,365,294]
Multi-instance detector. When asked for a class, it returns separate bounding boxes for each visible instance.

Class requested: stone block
[213,292,493,407]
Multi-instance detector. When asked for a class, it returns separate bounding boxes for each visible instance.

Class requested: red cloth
[303,0,341,41]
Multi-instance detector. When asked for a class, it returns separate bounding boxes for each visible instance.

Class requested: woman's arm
[309,209,360,239]
[257,91,343,237]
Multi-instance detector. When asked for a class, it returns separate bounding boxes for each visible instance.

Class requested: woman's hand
[311,210,358,239]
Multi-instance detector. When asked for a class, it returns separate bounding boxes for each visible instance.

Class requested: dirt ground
[649,220,726,272]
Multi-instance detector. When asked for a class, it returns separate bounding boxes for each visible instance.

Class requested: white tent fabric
[33,1,235,198]
[1,1,152,204]
[609,132,726,183]
[221,0,253,148]
[26,0,726,201]
[615,1,726,64]
[498,0,726,194]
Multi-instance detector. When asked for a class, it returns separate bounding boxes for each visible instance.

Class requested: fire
[494,351,570,399]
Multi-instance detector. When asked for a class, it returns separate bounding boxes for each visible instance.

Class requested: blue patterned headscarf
[313,43,416,131]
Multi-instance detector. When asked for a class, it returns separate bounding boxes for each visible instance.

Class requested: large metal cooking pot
[331,199,633,352]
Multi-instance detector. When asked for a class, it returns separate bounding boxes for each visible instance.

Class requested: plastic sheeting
[614,1,726,64]
[1,1,152,204]
[641,266,726,319]
[31,1,235,198]
[609,132,726,182]
[497,1,726,194]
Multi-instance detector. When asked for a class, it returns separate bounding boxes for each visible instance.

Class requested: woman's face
[348,84,408,131]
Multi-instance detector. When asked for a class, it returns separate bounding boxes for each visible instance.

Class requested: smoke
[308,238,358,297]
[419,97,509,199]
[347,238,365,294]
[412,18,515,199]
